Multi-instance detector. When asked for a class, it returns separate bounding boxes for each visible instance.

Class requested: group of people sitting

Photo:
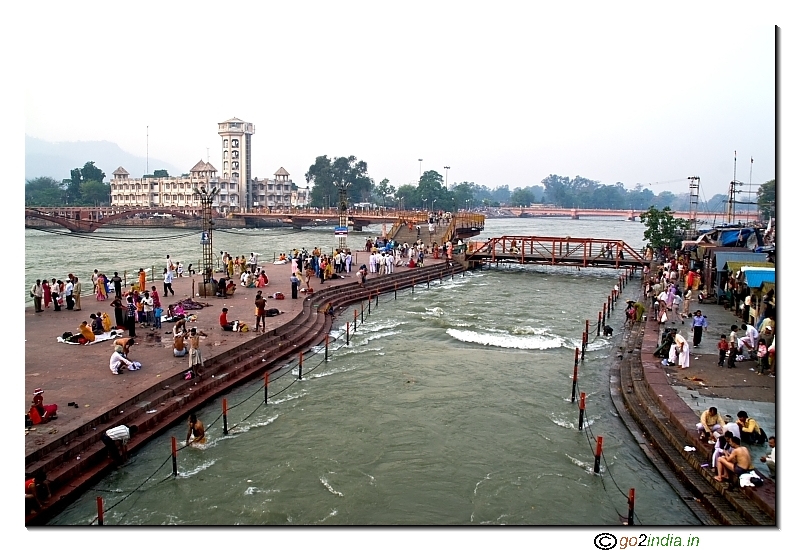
[215,277,237,298]
[63,311,115,344]
[695,406,774,483]
[239,269,269,289]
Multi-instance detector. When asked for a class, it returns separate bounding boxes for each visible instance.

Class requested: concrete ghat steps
[26,262,462,525]
[617,318,774,525]
[609,327,721,525]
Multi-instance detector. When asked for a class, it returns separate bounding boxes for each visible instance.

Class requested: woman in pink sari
[42,280,52,309]
[96,273,108,301]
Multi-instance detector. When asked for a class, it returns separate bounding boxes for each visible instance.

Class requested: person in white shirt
[739,323,759,355]
[110,345,134,375]
[64,279,75,310]
[163,268,175,296]
[760,436,775,478]
[101,424,138,464]
[142,291,154,327]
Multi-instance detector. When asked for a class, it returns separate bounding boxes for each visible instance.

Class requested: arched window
[232,161,239,170]
[223,150,228,159]
[223,139,228,148]
[232,139,239,148]
[224,161,228,170]
[232,150,239,159]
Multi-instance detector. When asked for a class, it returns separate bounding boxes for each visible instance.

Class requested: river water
[30,217,701,525]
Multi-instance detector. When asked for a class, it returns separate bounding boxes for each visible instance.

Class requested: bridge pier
[570,209,579,220]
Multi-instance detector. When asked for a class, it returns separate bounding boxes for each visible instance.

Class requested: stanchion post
[353,309,357,331]
[610,294,614,311]
[222,399,229,435]
[597,311,602,336]
[602,303,606,327]
[171,436,178,476]
[368,295,371,315]
[571,348,579,403]
[299,352,303,380]
[346,321,350,345]
[394,283,397,300]
[578,392,586,430]
[412,278,415,293]
[581,331,587,361]
[375,292,378,306]
[361,302,364,323]
[628,488,635,526]
[96,496,104,526]
[325,334,329,362]
[264,372,269,404]
[427,275,430,289]
[594,436,603,473]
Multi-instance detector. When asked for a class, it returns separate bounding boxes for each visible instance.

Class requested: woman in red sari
[42,279,52,309]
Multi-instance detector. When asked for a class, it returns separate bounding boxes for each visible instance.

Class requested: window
[223,150,228,159]
[232,161,239,170]
[224,161,229,170]
[223,139,228,148]
[232,139,239,148]
[232,150,239,159]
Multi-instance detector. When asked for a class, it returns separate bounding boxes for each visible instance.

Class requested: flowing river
[28,217,702,525]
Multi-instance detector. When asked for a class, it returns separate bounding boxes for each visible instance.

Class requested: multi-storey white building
[110,117,300,212]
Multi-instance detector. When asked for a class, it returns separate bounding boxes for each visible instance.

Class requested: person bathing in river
[186,413,206,446]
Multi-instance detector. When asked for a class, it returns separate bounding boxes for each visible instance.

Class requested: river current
[27,217,702,525]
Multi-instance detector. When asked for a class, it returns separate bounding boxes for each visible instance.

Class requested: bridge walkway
[465,235,647,269]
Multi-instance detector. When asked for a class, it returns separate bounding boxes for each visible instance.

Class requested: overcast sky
[21,2,787,199]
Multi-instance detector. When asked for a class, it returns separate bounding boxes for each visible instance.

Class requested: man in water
[186,413,206,446]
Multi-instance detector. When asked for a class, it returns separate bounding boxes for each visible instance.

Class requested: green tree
[80,161,106,184]
[509,188,535,206]
[640,206,691,252]
[374,178,395,208]
[25,177,65,206]
[756,179,775,220]
[305,155,373,207]
[80,180,112,205]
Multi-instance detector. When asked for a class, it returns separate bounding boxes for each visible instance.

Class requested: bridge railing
[466,236,646,267]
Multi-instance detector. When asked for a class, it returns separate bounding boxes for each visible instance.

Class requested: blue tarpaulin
[718,228,754,247]
[742,267,775,289]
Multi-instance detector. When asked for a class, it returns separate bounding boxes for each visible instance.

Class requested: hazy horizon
[23,3,780,198]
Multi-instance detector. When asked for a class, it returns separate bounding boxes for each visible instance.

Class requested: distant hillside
[25,135,183,182]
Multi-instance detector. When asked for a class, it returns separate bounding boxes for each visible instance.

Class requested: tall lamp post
[193,185,220,296]
[335,180,351,251]
[418,159,423,180]
[444,166,450,190]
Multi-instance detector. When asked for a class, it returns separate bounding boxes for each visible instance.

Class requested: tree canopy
[26,162,111,206]
[305,155,373,207]
[640,206,692,252]
[756,179,775,220]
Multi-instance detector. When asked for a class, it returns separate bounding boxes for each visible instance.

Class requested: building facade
[110,117,300,212]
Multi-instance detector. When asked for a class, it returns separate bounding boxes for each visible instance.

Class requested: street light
[192,184,220,292]
[432,199,438,212]
[444,166,450,190]
[418,159,423,179]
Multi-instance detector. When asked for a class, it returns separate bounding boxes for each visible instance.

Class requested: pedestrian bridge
[465,236,647,269]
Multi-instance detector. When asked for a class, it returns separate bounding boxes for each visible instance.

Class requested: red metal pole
[96,496,104,526]
[602,303,606,327]
[299,352,303,380]
[594,436,603,473]
[171,436,178,476]
[571,348,579,402]
[353,309,357,331]
[222,399,228,435]
[264,372,269,404]
[325,334,329,362]
[597,311,602,336]
[346,321,350,345]
[578,392,586,430]
[628,488,635,526]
